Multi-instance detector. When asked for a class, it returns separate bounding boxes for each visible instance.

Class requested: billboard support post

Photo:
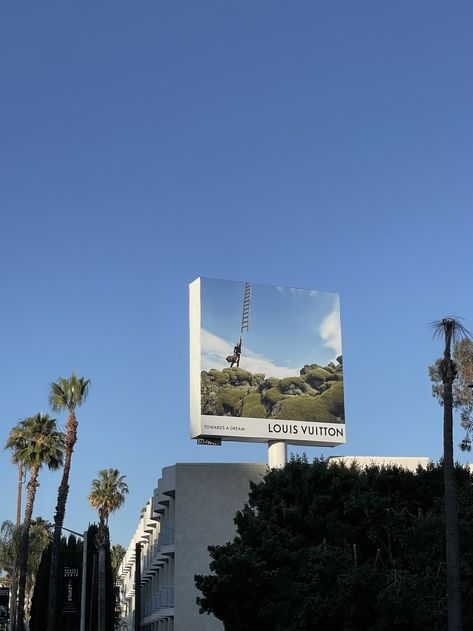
[268,441,287,468]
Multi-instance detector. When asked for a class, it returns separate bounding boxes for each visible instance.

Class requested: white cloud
[319,298,342,358]
[201,329,295,378]
[276,286,319,298]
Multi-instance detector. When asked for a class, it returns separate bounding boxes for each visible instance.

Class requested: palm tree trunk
[16,467,39,631]
[12,462,23,630]
[16,463,23,528]
[9,562,18,631]
[441,333,463,631]
[47,411,77,631]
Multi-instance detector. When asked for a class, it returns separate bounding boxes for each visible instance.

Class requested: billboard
[190,278,346,446]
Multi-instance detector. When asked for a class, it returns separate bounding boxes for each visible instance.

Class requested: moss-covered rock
[200,361,344,422]
[325,372,341,382]
[217,387,247,416]
[279,376,307,393]
[208,369,230,385]
[274,395,339,423]
[263,387,284,406]
[223,367,254,385]
[303,367,332,388]
[241,393,267,418]
[318,381,344,418]
[260,377,280,390]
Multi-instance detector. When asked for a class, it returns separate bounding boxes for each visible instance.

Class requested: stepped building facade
[118,463,267,631]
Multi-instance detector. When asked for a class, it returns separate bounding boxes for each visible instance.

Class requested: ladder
[241,282,251,333]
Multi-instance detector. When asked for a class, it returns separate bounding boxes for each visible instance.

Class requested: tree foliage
[195,458,473,631]
[429,337,473,450]
[110,544,126,582]
[0,519,50,583]
[88,469,129,529]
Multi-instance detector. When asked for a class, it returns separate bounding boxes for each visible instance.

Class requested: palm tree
[47,373,90,631]
[5,414,64,631]
[88,469,128,631]
[4,423,27,631]
[110,544,126,582]
[88,469,129,529]
[431,317,471,631]
[6,414,64,631]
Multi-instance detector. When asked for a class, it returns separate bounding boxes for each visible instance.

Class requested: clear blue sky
[1,2,472,548]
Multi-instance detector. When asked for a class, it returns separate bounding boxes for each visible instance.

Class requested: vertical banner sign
[0,587,9,623]
[63,566,81,615]
[190,278,346,446]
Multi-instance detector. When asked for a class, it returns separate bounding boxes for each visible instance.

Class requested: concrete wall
[173,463,267,631]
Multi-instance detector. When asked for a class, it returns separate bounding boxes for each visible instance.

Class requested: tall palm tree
[4,423,27,631]
[88,469,128,631]
[431,317,471,631]
[47,373,90,631]
[5,414,64,631]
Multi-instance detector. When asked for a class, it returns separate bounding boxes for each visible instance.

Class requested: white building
[118,463,267,631]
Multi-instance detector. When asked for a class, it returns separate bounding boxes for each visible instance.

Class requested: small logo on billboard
[197,437,222,446]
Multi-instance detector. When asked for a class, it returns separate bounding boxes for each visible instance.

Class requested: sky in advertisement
[200,278,341,377]
[0,1,472,549]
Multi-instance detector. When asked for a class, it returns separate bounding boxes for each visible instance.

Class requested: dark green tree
[31,524,116,631]
[196,457,473,631]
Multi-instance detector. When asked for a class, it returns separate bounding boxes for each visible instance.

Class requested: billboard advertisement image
[190,278,346,446]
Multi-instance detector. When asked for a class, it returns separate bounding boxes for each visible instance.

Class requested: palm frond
[429,317,471,342]
[5,414,65,471]
[88,468,128,525]
[49,372,91,412]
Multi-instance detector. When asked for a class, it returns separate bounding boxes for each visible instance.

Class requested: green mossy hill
[201,359,344,423]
